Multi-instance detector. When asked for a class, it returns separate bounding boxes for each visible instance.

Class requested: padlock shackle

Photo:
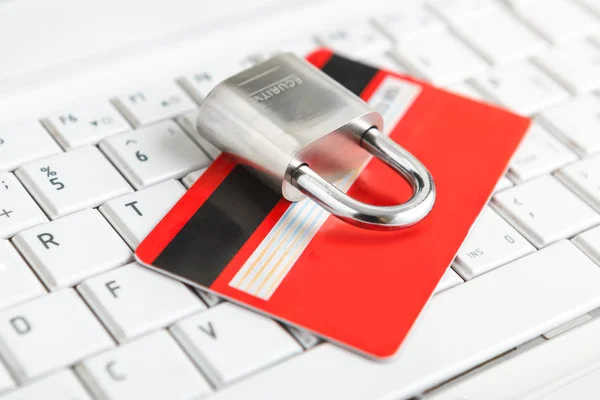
[291,128,436,231]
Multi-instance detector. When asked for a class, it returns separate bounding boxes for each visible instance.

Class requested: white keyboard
[1,0,600,399]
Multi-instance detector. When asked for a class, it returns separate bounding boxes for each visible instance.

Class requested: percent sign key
[41,166,65,190]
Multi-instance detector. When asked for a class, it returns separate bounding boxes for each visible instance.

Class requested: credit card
[136,49,531,359]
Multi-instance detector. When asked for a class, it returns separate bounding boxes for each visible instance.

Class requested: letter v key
[198,322,216,339]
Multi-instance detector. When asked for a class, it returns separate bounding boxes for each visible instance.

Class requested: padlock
[195,53,435,230]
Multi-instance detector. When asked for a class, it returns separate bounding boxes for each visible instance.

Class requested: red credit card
[136,49,530,359]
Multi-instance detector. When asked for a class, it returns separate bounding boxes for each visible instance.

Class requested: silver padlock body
[196,53,383,200]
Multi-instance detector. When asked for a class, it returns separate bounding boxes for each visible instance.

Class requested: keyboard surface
[1,0,600,399]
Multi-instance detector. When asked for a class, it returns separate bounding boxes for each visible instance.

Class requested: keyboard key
[194,288,222,308]
[507,123,577,182]
[240,52,269,67]
[426,0,499,23]
[542,313,592,340]
[470,61,570,115]
[237,52,267,69]
[426,315,600,400]
[176,111,222,159]
[182,168,207,189]
[0,172,47,239]
[100,120,209,189]
[0,289,114,382]
[374,6,445,41]
[539,95,600,156]
[580,0,600,16]
[454,207,535,279]
[285,326,321,350]
[77,263,205,343]
[444,81,485,101]
[534,39,600,95]
[535,367,600,400]
[391,29,487,86]
[0,122,62,173]
[0,358,15,394]
[503,0,544,6]
[434,268,463,294]
[13,209,132,291]
[42,101,131,150]
[76,330,212,400]
[494,176,514,192]
[556,154,600,212]
[171,302,301,387]
[238,49,299,69]
[492,175,600,248]
[453,9,547,65]
[179,64,242,103]
[0,240,45,310]
[15,146,132,220]
[358,52,408,74]
[316,22,391,57]
[0,370,92,400]
[112,83,196,127]
[268,36,319,57]
[573,226,600,267]
[513,0,599,44]
[209,241,600,400]
[99,180,186,249]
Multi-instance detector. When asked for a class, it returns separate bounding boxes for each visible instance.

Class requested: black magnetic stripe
[320,54,379,96]
[154,166,280,286]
